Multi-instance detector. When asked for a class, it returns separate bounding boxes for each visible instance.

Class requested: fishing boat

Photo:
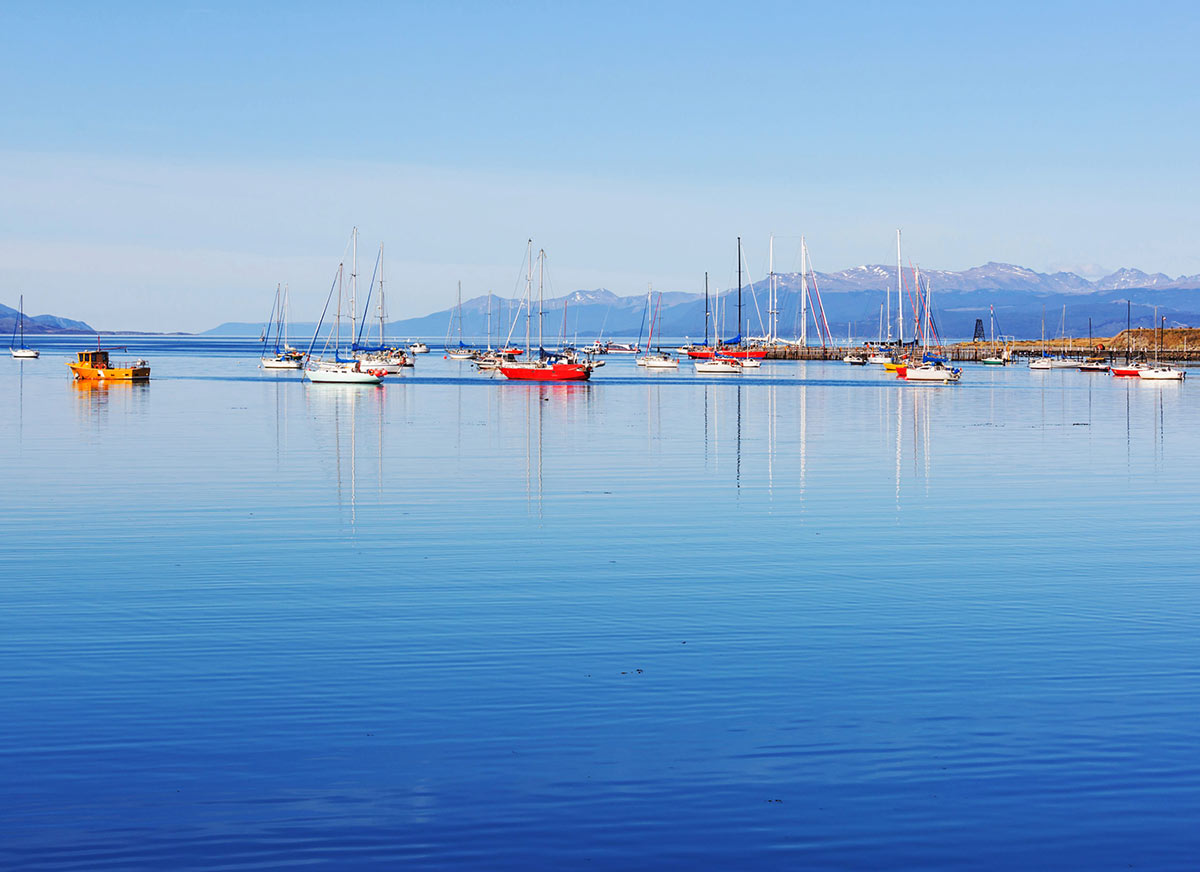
[499,243,595,382]
[67,343,150,380]
[9,295,39,359]
[304,228,384,385]
[259,284,303,369]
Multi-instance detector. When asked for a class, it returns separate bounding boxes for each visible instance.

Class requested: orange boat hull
[67,363,150,381]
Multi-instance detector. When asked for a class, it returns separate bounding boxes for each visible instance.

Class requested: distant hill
[0,303,93,334]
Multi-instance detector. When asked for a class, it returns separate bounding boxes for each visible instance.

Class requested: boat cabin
[76,350,111,366]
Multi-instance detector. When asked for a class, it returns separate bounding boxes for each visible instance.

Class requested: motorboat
[1138,365,1185,381]
[695,358,741,374]
[67,347,150,381]
[408,341,429,354]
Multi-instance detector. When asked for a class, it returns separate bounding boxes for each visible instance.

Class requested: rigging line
[303,267,342,363]
[740,248,767,337]
[355,246,383,347]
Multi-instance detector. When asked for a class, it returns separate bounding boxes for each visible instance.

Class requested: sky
[2,0,1198,331]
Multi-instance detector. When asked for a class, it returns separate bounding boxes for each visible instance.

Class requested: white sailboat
[260,284,303,369]
[353,244,410,373]
[694,290,741,374]
[637,288,678,369]
[1140,312,1185,380]
[9,295,39,359]
[305,228,383,385]
[903,277,961,383]
[445,281,475,359]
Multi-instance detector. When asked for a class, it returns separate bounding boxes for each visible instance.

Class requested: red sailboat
[500,243,595,382]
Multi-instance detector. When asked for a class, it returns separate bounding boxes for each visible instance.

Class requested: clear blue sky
[2,1,1197,331]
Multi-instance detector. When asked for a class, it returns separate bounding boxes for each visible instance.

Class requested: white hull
[10,348,39,359]
[446,351,475,360]
[737,358,761,368]
[408,343,429,354]
[695,360,741,374]
[1028,358,1052,370]
[1049,358,1078,369]
[1139,366,1185,380]
[867,354,892,364]
[305,364,382,384]
[261,357,302,369]
[637,355,678,369]
[904,364,960,383]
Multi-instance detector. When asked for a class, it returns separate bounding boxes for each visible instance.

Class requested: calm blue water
[3,338,1198,869]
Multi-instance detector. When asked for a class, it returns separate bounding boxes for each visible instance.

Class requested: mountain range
[0,303,93,335]
[204,262,1200,341]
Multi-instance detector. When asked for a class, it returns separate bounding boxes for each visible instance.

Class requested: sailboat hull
[304,365,382,384]
[687,347,767,359]
[499,362,591,381]
[261,357,303,369]
[10,348,39,359]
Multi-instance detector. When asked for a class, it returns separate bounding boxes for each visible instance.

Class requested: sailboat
[9,295,39,359]
[687,239,767,359]
[445,281,475,359]
[260,284,303,369]
[981,305,1006,365]
[304,228,384,385]
[902,277,961,383]
[637,289,678,369]
[352,244,410,372]
[1139,311,1185,380]
[694,288,741,374]
[499,243,595,381]
[1110,302,1149,377]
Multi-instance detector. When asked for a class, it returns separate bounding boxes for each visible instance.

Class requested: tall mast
[378,244,386,345]
[336,262,343,357]
[457,280,463,344]
[886,282,892,344]
[525,240,532,356]
[538,249,545,353]
[896,229,904,346]
[800,236,809,347]
[351,227,358,351]
[768,234,775,343]
[736,236,742,343]
[486,292,492,351]
[704,272,710,347]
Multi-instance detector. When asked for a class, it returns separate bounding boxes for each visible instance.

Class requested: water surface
[2,340,1198,869]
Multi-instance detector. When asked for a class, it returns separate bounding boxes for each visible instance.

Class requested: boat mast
[351,227,358,352]
[457,280,463,346]
[282,284,289,350]
[525,240,532,356]
[800,236,808,347]
[736,236,742,345]
[885,282,891,344]
[896,229,904,346]
[1126,300,1131,364]
[704,272,710,347]
[768,233,775,344]
[378,244,386,346]
[538,249,545,354]
[486,292,492,351]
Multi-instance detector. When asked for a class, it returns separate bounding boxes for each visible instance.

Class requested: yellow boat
[882,359,906,372]
[67,348,150,381]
